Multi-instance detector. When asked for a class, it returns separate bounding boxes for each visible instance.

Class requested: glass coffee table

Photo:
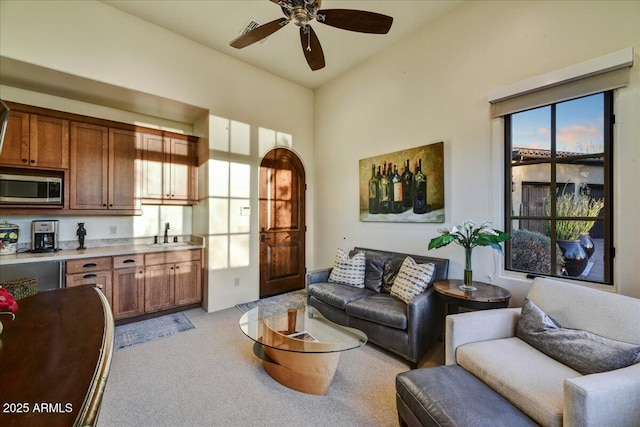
[239,304,367,395]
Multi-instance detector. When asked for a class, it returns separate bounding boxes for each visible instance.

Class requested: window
[505,91,613,285]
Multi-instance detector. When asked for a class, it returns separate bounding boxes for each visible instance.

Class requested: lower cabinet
[65,249,202,321]
[144,263,175,312]
[112,255,145,319]
[145,249,202,309]
[66,257,113,310]
[175,260,202,306]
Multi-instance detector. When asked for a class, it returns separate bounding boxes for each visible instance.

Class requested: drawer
[113,254,144,269]
[66,271,112,287]
[145,249,201,266]
[66,257,112,274]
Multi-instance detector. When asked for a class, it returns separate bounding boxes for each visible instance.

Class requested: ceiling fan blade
[299,25,325,71]
[229,18,289,49]
[316,9,393,34]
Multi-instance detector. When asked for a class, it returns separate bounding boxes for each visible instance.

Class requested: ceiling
[102,0,464,89]
[0,1,464,124]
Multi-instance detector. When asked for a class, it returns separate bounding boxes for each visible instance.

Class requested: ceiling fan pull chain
[305,25,311,51]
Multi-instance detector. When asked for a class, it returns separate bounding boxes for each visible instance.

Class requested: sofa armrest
[306,268,332,287]
[445,308,521,365]
[406,287,445,364]
[564,362,640,427]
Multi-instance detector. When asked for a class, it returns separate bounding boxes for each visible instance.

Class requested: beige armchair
[445,277,640,427]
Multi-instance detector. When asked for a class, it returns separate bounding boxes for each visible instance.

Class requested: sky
[511,93,604,154]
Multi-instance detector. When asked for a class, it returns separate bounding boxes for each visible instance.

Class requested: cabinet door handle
[83,263,97,268]
[22,158,28,163]
[30,159,36,164]
[122,259,136,263]
[83,274,97,279]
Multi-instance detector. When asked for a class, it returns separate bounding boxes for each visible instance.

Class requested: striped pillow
[328,248,366,288]
[391,257,436,303]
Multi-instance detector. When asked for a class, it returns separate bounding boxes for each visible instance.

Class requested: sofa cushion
[517,298,640,375]
[390,257,435,303]
[328,248,366,288]
[307,282,375,310]
[345,293,408,330]
[457,336,581,427]
[351,250,387,293]
[382,257,404,293]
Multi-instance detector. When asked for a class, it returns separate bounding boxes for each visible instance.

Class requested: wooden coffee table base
[254,342,340,395]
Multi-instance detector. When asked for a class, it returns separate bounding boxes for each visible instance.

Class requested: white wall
[313,1,640,301]
[0,0,315,311]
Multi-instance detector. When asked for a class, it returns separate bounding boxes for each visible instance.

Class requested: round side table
[434,280,511,314]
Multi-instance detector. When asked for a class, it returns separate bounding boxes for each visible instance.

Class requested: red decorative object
[0,286,19,314]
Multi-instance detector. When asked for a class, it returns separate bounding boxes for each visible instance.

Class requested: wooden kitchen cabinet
[112,255,145,319]
[144,263,175,312]
[0,112,69,169]
[174,259,202,306]
[65,257,113,309]
[140,133,197,205]
[66,270,113,310]
[70,123,141,211]
[145,249,202,308]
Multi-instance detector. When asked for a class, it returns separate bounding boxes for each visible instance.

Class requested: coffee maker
[31,220,60,252]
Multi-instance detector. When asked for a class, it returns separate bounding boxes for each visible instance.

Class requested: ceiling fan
[229,0,393,71]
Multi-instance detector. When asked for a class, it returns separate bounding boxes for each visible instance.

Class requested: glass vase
[460,247,476,291]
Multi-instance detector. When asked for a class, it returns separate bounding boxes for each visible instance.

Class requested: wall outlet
[109,226,117,235]
[234,278,240,286]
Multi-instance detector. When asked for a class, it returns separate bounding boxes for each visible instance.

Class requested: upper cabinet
[0,102,198,214]
[141,133,197,205]
[70,123,141,212]
[0,112,69,169]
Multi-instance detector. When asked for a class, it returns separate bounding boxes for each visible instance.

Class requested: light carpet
[114,312,196,350]
[99,305,444,427]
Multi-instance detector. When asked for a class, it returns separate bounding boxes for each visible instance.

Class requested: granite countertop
[0,236,204,266]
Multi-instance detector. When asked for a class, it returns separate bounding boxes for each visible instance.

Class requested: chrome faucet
[163,222,170,243]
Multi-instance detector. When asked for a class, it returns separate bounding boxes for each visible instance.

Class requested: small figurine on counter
[77,222,86,250]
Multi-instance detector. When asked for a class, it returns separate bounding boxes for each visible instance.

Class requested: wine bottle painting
[360,142,444,223]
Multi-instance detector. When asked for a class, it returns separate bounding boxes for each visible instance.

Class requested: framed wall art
[359,141,444,223]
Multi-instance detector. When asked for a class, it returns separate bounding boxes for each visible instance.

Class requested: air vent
[239,19,269,45]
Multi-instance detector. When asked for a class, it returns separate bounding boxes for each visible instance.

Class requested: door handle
[260,235,271,242]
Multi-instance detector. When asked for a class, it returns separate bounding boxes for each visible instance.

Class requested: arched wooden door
[259,148,306,298]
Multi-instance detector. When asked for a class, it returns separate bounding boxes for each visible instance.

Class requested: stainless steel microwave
[0,173,63,205]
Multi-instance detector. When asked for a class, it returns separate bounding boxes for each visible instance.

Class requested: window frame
[503,90,614,285]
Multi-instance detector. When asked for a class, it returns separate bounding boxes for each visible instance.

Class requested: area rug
[235,289,307,318]
[114,312,196,350]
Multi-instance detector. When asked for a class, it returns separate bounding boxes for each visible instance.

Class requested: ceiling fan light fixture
[230,0,392,71]
[292,8,310,27]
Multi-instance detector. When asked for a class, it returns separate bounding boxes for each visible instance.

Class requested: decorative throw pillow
[382,257,405,293]
[328,248,366,288]
[517,298,640,375]
[390,257,436,303]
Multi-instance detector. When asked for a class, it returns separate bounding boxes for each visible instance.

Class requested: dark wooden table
[0,285,114,427]
[434,280,511,314]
